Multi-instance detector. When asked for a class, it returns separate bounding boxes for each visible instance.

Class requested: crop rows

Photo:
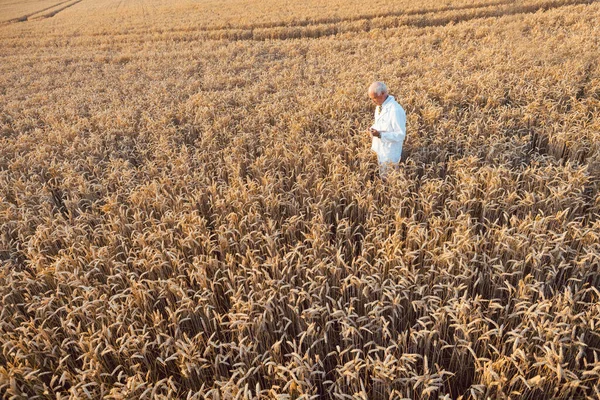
[1,0,600,398]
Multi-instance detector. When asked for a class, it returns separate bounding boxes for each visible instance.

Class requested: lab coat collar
[375,95,395,122]
[382,95,395,108]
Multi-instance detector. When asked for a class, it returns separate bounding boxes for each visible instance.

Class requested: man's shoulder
[386,96,403,108]
[390,99,405,115]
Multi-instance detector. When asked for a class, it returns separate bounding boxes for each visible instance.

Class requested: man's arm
[380,107,406,143]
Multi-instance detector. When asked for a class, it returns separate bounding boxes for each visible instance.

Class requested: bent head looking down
[368,81,389,106]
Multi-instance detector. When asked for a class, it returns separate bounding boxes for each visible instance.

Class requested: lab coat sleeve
[380,107,406,143]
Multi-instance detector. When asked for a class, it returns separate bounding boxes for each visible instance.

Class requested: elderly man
[368,81,406,178]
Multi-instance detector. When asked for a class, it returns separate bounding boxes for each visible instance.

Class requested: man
[368,81,406,178]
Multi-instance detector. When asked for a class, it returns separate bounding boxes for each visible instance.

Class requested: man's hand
[369,128,381,138]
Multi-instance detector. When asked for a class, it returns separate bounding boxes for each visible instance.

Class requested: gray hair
[369,81,388,96]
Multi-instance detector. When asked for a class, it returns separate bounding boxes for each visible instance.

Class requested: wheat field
[1,0,600,398]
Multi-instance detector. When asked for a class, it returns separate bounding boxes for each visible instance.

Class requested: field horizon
[1,0,600,398]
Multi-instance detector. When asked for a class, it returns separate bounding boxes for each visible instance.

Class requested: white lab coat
[370,95,406,164]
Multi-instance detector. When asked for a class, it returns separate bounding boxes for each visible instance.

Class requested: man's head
[368,81,389,106]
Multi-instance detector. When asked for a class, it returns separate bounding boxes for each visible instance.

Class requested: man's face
[369,90,386,106]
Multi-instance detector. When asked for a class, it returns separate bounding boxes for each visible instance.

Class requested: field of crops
[1,0,600,398]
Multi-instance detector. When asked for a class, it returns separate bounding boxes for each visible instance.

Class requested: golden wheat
[1,0,600,398]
